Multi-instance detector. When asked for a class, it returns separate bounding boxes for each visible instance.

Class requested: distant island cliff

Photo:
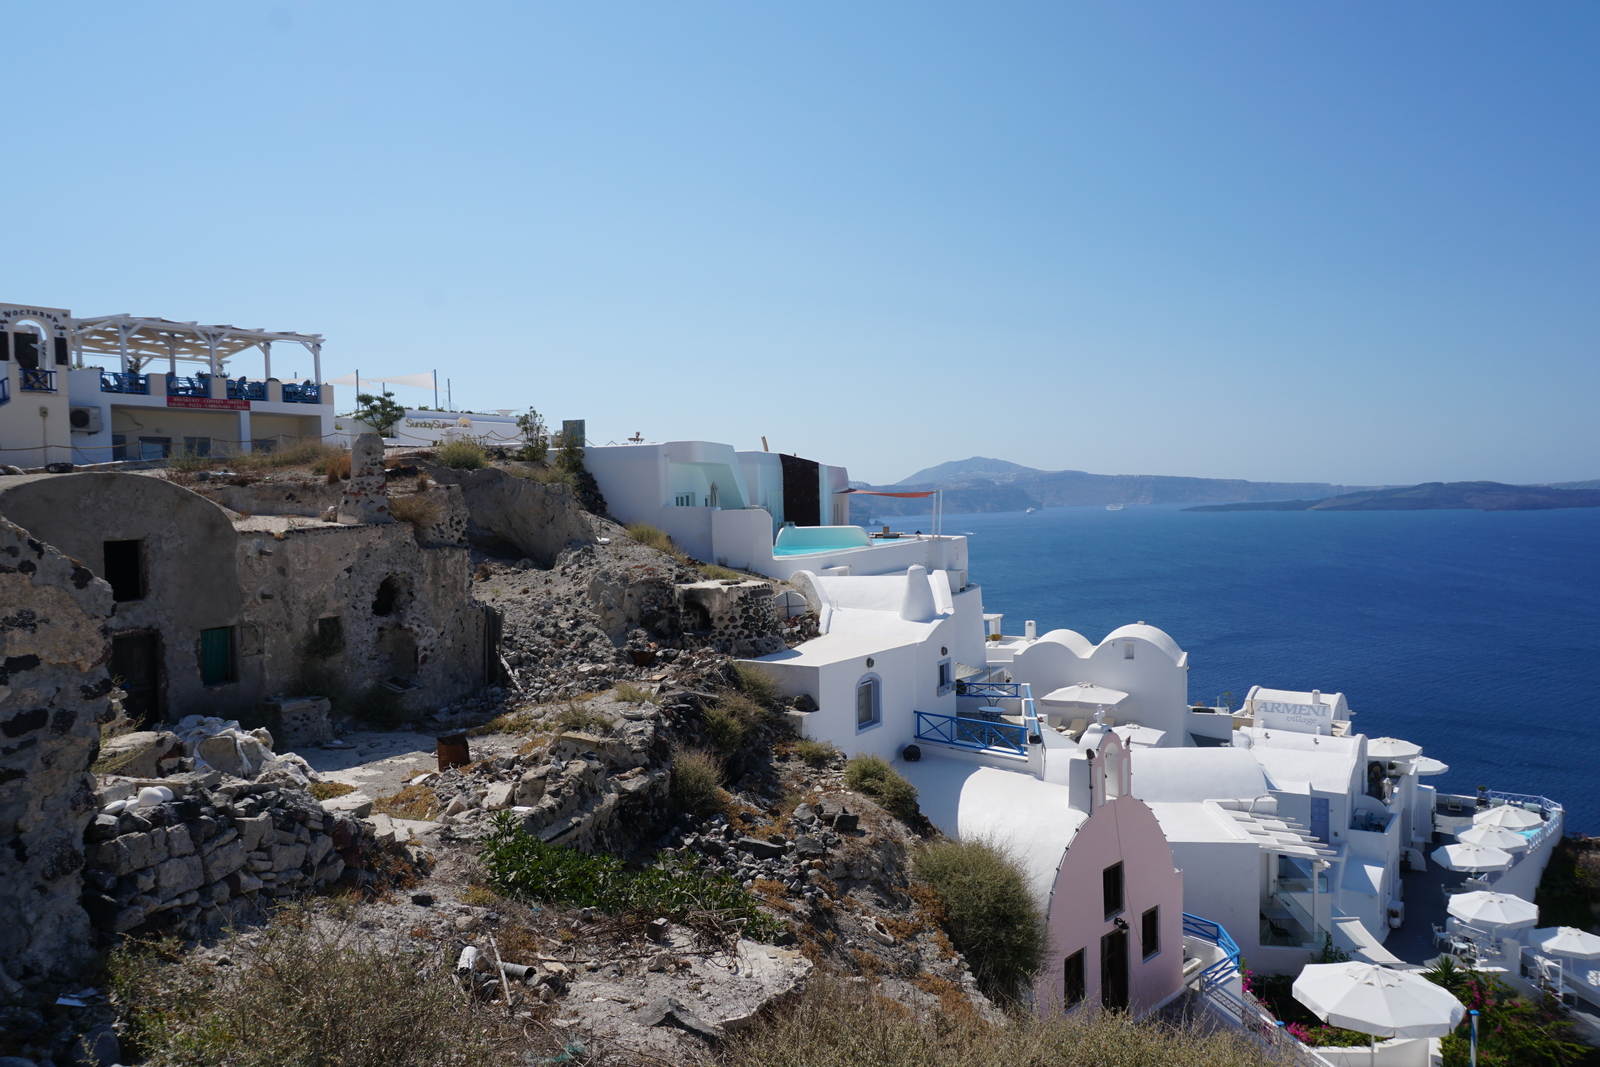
[848,456,1379,518]
[1183,482,1600,513]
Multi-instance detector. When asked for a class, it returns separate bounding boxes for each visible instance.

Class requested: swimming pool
[771,527,918,556]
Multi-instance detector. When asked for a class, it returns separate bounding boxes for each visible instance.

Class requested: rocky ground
[2,520,991,1067]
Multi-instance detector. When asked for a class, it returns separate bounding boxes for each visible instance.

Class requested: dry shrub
[701,564,744,581]
[705,692,768,756]
[670,744,727,817]
[323,450,352,483]
[624,522,688,563]
[794,738,839,768]
[913,838,1045,1001]
[510,463,574,486]
[613,681,657,704]
[436,438,488,470]
[845,755,919,822]
[233,438,344,472]
[307,782,355,801]
[732,661,781,708]
[371,783,438,821]
[109,914,526,1067]
[387,492,442,529]
[726,973,1286,1067]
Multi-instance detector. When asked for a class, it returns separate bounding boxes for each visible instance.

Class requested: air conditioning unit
[68,406,102,433]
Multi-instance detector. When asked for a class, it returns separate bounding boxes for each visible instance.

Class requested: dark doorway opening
[1100,928,1129,1012]
[110,632,162,725]
[373,576,403,617]
[779,453,822,528]
[103,540,145,602]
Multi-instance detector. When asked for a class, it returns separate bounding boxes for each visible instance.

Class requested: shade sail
[1292,963,1465,1040]
[1456,824,1529,852]
[1534,927,1600,960]
[1447,891,1538,929]
[1433,842,1514,873]
[1039,682,1130,708]
[834,488,937,497]
[1474,805,1544,830]
[1367,737,1424,759]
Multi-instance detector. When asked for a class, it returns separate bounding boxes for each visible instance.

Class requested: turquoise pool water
[772,537,916,557]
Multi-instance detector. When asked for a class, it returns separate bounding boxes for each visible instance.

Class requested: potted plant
[1476,785,1490,810]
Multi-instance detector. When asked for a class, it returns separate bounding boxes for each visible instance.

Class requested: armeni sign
[1254,699,1333,733]
[167,396,249,411]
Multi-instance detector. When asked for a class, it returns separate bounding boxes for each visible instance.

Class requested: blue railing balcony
[226,378,267,401]
[20,368,57,392]
[166,375,210,397]
[281,382,320,403]
[1182,912,1241,992]
[955,680,1028,700]
[100,371,149,395]
[914,710,1027,756]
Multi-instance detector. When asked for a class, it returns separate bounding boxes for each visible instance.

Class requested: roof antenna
[761,436,769,452]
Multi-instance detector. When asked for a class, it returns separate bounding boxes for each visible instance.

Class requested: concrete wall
[0,515,114,1003]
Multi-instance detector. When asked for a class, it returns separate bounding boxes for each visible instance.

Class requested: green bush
[725,973,1284,1067]
[794,738,839,768]
[704,692,767,756]
[844,755,920,822]
[1421,957,1596,1067]
[670,745,727,817]
[479,812,783,940]
[436,438,488,470]
[913,838,1047,1000]
[108,914,520,1067]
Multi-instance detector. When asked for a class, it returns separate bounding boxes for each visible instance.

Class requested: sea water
[894,505,1600,832]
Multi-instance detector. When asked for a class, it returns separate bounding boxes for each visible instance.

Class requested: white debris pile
[173,715,319,786]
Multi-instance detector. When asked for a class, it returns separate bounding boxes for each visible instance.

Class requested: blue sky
[6,3,1596,486]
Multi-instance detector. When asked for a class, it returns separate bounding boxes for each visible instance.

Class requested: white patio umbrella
[1447,891,1539,930]
[1293,962,1465,1066]
[1038,682,1130,707]
[1433,842,1514,873]
[1367,737,1423,759]
[1474,805,1544,830]
[1411,756,1449,776]
[1456,824,1530,852]
[1534,927,1600,960]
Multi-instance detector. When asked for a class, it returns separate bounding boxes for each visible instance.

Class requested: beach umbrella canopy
[1534,927,1600,961]
[1293,963,1465,1041]
[1412,756,1450,776]
[1474,805,1543,830]
[1039,682,1129,708]
[1367,737,1423,759]
[1447,891,1539,930]
[1433,842,1514,873]
[1456,824,1530,852]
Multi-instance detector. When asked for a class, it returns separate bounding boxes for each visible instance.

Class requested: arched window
[1103,745,1122,801]
[856,675,881,730]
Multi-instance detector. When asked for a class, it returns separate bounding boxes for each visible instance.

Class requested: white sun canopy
[71,313,323,380]
[1039,682,1130,708]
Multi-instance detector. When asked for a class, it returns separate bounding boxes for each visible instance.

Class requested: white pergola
[70,314,323,383]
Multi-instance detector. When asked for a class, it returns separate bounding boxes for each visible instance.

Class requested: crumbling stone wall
[83,776,358,939]
[236,514,483,715]
[675,580,787,657]
[0,516,114,1004]
[423,464,595,565]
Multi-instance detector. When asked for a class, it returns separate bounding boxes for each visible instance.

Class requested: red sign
[166,395,249,411]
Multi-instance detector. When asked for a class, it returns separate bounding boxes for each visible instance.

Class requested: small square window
[1141,906,1160,959]
[199,626,237,686]
[103,540,144,602]
[1063,949,1086,1008]
[1103,862,1124,920]
[1123,643,1135,660]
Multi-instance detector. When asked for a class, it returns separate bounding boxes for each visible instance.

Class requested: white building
[1,303,335,467]
[584,439,966,580]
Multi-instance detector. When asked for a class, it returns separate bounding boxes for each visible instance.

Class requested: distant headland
[846,458,1600,518]
[1183,481,1600,513]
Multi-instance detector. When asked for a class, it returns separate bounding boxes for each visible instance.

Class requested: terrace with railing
[20,368,56,393]
[1434,790,1563,852]
[916,681,1040,757]
[226,378,268,401]
[166,374,211,397]
[99,371,149,394]
[281,381,320,403]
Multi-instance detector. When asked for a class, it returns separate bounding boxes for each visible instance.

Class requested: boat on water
[1025,507,1036,514]
[1106,503,1125,511]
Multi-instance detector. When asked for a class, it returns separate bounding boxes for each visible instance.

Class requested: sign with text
[167,396,249,412]
[1254,699,1333,733]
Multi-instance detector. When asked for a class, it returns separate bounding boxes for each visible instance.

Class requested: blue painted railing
[20,368,56,392]
[166,375,210,397]
[1182,912,1240,993]
[281,382,320,403]
[955,680,1028,700]
[914,710,1027,756]
[100,371,149,394]
[226,378,267,400]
